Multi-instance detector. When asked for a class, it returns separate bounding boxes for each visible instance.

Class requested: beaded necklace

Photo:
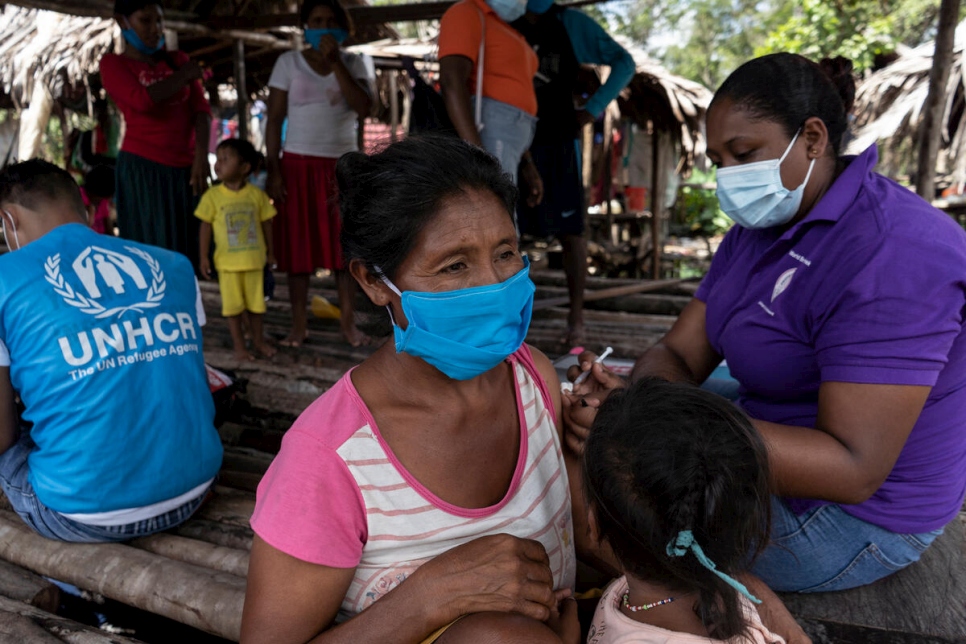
[621,592,675,612]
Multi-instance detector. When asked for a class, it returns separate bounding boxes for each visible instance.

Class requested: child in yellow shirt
[196,139,277,360]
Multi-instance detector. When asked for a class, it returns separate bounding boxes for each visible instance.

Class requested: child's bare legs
[227,315,254,361]
[281,272,310,347]
[249,313,276,358]
[336,269,370,347]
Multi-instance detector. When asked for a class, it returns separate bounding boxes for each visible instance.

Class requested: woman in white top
[265,0,374,347]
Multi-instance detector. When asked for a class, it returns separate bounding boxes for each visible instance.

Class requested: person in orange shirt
[438,0,543,206]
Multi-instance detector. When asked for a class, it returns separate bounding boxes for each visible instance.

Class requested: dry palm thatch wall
[616,39,713,174]
[846,21,966,185]
[0,6,114,107]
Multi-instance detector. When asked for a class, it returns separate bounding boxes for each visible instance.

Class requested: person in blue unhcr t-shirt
[0,159,223,542]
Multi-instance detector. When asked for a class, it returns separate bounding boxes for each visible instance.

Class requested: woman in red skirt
[265,0,374,346]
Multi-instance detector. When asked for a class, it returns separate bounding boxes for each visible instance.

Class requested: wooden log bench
[0,271,961,642]
[780,514,966,643]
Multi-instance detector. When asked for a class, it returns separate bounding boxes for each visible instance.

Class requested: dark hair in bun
[711,53,856,155]
[819,56,856,114]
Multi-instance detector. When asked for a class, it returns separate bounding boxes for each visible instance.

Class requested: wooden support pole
[650,129,663,279]
[916,0,961,200]
[389,71,399,143]
[234,39,249,142]
[0,510,246,641]
[18,81,53,161]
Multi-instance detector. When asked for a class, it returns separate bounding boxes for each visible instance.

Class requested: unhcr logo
[44,246,166,318]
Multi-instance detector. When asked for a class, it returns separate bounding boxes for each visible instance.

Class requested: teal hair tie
[666,530,762,604]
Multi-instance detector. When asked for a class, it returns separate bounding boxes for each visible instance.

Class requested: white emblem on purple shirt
[771,267,797,302]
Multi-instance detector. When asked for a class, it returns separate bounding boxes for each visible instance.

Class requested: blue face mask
[715,130,816,229]
[121,27,165,56]
[527,0,554,14]
[379,258,535,381]
[486,0,528,22]
[304,28,348,48]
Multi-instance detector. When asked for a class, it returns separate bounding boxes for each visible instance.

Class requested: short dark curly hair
[0,159,86,217]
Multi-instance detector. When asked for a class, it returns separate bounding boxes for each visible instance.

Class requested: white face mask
[715,130,816,229]
[2,210,20,252]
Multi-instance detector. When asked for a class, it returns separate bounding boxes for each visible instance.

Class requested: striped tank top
[339,347,575,619]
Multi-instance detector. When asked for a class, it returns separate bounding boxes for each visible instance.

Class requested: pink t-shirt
[250,345,576,622]
[587,576,785,644]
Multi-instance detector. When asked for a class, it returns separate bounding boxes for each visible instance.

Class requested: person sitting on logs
[0,160,223,542]
[240,136,807,644]
[566,53,966,594]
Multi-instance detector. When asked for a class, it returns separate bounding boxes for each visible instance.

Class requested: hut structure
[0,1,398,160]
[846,20,966,190]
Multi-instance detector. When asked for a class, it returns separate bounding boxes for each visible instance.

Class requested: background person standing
[100,0,211,270]
[438,0,544,207]
[265,0,374,348]
[514,0,635,347]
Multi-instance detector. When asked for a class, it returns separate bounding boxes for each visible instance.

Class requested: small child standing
[80,164,115,234]
[196,138,277,360]
[582,378,784,644]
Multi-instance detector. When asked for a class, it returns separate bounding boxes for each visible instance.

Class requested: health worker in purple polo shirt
[565,53,966,594]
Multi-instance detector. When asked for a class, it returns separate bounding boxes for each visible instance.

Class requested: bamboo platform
[0,269,962,642]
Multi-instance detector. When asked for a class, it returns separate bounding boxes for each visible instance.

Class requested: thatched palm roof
[616,37,713,172]
[0,6,114,107]
[846,21,966,184]
[0,3,396,108]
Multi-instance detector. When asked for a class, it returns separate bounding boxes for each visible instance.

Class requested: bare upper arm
[240,535,356,644]
[527,345,563,439]
[816,381,929,498]
[634,298,722,383]
[266,87,288,126]
[439,55,473,91]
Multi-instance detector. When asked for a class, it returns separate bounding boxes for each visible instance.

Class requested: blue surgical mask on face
[715,129,816,229]
[486,0,528,22]
[304,28,348,49]
[378,257,535,381]
[527,0,554,14]
[121,25,165,56]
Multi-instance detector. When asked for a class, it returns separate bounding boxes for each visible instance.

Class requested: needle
[572,346,613,387]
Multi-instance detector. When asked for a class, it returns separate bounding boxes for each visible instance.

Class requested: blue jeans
[752,497,944,592]
[0,432,209,543]
[474,97,537,186]
[701,361,741,401]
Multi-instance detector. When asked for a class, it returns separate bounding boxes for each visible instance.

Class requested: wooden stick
[532,279,686,311]
[0,594,145,643]
[0,511,245,641]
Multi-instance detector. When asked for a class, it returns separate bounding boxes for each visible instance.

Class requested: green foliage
[674,170,732,237]
[603,0,964,91]
[755,0,896,72]
[662,0,792,90]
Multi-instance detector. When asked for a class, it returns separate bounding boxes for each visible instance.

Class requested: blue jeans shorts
[474,97,537,186]
[752,497,944,592]
[0,431,209,543]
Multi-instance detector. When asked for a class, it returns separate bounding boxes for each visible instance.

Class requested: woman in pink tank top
[241,136,586,643]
